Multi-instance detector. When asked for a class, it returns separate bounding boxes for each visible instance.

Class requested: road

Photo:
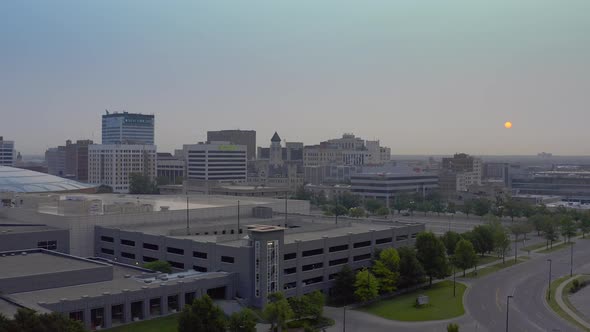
[325,238,590,332]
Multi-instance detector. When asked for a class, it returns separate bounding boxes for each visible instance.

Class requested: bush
[570,279,588,294]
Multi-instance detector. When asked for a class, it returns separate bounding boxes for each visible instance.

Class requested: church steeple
[271,132,281,143]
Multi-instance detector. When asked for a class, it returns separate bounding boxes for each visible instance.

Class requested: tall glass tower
[101,111,155,145]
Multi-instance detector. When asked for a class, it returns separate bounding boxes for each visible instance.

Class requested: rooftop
[0,166,95,193]
[0,251,104,279]
[0,223,61,235]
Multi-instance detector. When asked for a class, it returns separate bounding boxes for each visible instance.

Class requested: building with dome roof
[0,166,96,193]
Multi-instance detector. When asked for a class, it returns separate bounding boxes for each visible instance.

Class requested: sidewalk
[554,276,590,330]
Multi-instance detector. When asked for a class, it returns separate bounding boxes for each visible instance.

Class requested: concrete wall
[0,228,70,253]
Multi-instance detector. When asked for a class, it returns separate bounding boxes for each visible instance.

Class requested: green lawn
[539,242,574,254]
[358,281,466,322]
[105,314,179,332]
[465,259,526,278]
[521,241,548,252]
[547,276,590,332]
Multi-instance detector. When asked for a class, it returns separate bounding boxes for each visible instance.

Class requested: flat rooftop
[0,251,103,278]
[0,223,61,234]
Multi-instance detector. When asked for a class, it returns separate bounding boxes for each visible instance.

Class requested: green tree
[331,265,356,305]
[178,295,226,332]
[7,309,86,332]
[454,239,477,276]
[338,192,362,210]
[446,202,457,214]
[96,184,113,194]
[441,231,462,256]
[294,185,312,201]
[560,215,577,243]
[143,260,172,273]
[393,194,411,214]
[354,269,379,302]
[579,213,590,238]
[372,248,400,294]
[129,173,159,194]
[398,247,425,288]
[305,291,325,321]
[415,232,449,286]
[375,206,390,216]
[473,198,491,217]
[349,207,366,218]
[529,214,547,236]
[447,323,460,332]
[417,201,433,216]
[263,293,293,332]
[471,225,495,256]
[156,176,171,186]
[364,199,384,214]
[461,200,474,217]
[543,218,560,248]
[503,197,522,221]
[492,225,511,264]
[228,308,258,332]
[324,204,348,217]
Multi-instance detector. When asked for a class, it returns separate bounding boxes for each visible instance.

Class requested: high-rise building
[303,134,391,167]
[102,111,155,145]
[439,153,483,193]
[0,137,15,166]
[45,140,94,181]
[207,130,256,160]
[184,142,247,183]
[88,144,157,193]
[45,146,67,176]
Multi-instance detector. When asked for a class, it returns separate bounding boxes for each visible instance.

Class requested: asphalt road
[466,238,590,332]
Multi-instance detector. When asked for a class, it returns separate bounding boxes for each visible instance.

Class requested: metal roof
[0,166,95,193]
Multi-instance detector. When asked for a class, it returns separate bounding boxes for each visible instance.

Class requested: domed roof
[0,166,96,193]
[271,132,281,142]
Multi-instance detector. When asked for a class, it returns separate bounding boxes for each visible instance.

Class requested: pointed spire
[271,132,281,142]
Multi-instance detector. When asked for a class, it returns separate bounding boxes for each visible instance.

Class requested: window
[302,262,323,271]
[353,253,371,262]
[193,251,207,259]
[101,236,114,243]
[168,261,184,269]
[284,267,297,275]
[167,247,184,255]
[143,243,159,250]
[143,256,157,262]
[353,241,371,248]
[284,252,297,260]
[302,276,323,286]
[193,265,207,272]
[329,258,348,266]
[121,252,135,259]
[37,240,57,250]
[221,256,235,264]
[101,248,114,255]
[396,235,409,241]
[376,237,392,245]
[302,248,323,257]
[329,273,339,280]
[121,239,135,247]
[411,233,418,239]
[284,282,297,290]
[329,244,349,253]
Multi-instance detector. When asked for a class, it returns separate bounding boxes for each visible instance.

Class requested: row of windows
[38,240,58,250]
[101,248,232,267]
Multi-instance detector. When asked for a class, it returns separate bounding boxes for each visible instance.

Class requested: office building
[303,134,391,167]
[46,140,93,181]
[45,146,67,176]
[207,130,256,160]
[0,137,15,166]
[512,170,590,202]
[102,111,155,145]
[88,144,157,193]
[184,142,247,183]
[156,153,185,184]
[439,153,482,193]
[351,172,439,205]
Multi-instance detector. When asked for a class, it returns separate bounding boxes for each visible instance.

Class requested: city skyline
[2,0,590,155]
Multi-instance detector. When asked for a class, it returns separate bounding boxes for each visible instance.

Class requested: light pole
[570,242,574,277]
[186,195,190,235]
[452,261,456,297]
[505,295,513,332]
[342,306,346,332]
[237,200,240,234]
[547,259,552,300]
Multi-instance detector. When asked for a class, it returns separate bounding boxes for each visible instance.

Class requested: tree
[305,291,325,321]
[5,309,86,332]
[375,206,390,216]
[324,204,348,217]
[338,192,362,210]
[372,248,400,294]
[529,214,547,236]
[492,225,511,264]
[579,213,590,238]
[393,194,411,214]
[156,176,171,186]
[503,197,522,221]
[349,207,366,218]
[417,201,433,216]
[143,260,172,273]
[446,202,457,214]
[560,215,577,243]
[96,184,113,194]
[431,199,445,216]
[461,200,474,217]
[228,308,258,332]
[354,269,379,302]
[398,247,425,289]
[128,173,159,194]
[441,231,462,256]
[454,239,477,276]
[364,199,384,214]
[263,293,293,332]
[178,295,226,332]
[288,296,308,321]
[471,225,494,256]
[543,218,560,249]
[447,323,460,332]
[331,265,356,305]
[415,232,448,286]
[473,198,491,217]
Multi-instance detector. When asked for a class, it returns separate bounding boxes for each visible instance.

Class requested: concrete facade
[0,224,70,253]
[0,137,15,166]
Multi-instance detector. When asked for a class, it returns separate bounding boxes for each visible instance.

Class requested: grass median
[539,242,574,254]
[358,281,466,322]
[465,258,527,279]
[547,276,590,332]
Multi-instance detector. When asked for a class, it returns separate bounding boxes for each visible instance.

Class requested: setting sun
[504,121,513,129]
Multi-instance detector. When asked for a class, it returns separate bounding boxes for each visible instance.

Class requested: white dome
[0,166,95,193]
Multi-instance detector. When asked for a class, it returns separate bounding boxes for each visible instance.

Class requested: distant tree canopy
[129,173,159,194]
[0,309,86,332]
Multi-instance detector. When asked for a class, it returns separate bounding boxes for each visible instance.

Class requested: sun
[504,121,513,129]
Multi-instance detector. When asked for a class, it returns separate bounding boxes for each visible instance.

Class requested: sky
[1,0,589,156]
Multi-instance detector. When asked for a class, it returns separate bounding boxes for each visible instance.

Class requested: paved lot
[568,282,590,323]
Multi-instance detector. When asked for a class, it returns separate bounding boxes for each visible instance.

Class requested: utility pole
[453,263,456,297]
[285,195,288,226]
[547,259,552,300]
[514,234,518,263]
[570,242,574,277]
[505,295,513,332]
[342,306,346,332]
[186,195,190,235]
[237,200,240,234]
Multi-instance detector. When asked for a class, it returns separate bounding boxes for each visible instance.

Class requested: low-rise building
[0,137,15,166]
[351,172,439,206]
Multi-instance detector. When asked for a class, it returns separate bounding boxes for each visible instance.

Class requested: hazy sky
[1,0,589,156]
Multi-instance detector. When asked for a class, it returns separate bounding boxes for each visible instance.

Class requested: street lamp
[342,306,346,332]
[570,242,574,277]
[505,295,513,332]
[547,259,552,300]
